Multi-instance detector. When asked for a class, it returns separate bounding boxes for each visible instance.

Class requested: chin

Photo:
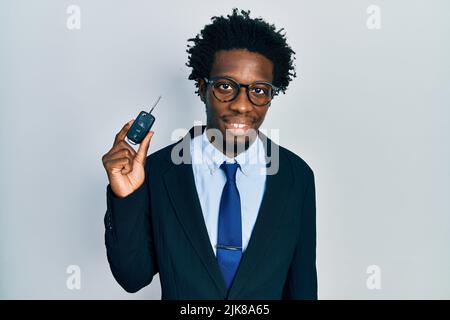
[207,119,259,153]
[223,127,258,150]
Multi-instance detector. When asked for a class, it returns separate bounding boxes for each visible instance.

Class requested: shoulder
[277,143,315,184]
[144,140,182,177]
[147,141,178,163]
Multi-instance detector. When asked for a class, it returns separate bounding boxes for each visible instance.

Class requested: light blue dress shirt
[190,130,267,256]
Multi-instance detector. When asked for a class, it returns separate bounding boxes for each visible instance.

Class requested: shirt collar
[199,129,266,176]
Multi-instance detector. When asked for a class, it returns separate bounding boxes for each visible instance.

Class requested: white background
[1,0,449,299]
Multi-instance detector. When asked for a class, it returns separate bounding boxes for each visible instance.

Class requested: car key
[126,95,162,145]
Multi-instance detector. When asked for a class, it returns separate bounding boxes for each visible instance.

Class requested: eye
[251,87,269,95]
[219,83,232,91]
[214,80,236,93]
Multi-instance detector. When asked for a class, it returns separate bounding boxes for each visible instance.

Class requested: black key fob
[126,111,155,145]
[126,95,161,145]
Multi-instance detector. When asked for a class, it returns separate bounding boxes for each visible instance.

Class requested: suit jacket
[104,126,317,299]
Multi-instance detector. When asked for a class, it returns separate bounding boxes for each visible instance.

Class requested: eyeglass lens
[211,78,273,106]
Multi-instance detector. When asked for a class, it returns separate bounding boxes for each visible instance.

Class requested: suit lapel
[163,127,228,296]
[228,135,294,299]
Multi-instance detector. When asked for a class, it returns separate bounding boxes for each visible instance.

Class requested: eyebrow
[213,75,273,84]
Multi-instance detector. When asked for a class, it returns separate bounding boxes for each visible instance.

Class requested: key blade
[148,95,162,114]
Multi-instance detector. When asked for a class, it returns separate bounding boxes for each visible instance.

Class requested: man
[102,8,317,299]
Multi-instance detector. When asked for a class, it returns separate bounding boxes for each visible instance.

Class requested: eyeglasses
[204,76,279,107]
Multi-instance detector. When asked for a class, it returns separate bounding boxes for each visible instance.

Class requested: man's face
[198,49,274,149]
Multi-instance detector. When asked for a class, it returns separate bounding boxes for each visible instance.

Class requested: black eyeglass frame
[203,76,280,106]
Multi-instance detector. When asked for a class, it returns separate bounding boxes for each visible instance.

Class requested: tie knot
[220,161,240,182]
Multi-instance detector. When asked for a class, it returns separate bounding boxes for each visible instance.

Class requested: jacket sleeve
[282,169,318,299]
[104,164,158,293]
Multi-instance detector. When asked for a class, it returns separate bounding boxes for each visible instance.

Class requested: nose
[229,87,253,113]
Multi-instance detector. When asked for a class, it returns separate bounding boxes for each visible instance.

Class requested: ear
[198,79,206,103]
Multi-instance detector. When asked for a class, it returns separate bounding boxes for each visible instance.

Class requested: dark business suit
[104,126,317,299]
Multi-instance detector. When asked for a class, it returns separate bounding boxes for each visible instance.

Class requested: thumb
[135,130,154,165]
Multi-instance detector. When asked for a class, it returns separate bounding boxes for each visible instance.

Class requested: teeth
[230,123,247,128]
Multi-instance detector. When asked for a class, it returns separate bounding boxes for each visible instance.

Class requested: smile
[222,118,255,135]
[229,123,249,129]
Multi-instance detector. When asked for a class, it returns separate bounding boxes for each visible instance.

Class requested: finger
[135,130,154,164]
[113,119,134,146]
[121,161,132,175]
[105,157,131,174]
[107,149,135,162]
[110,141,137,157]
